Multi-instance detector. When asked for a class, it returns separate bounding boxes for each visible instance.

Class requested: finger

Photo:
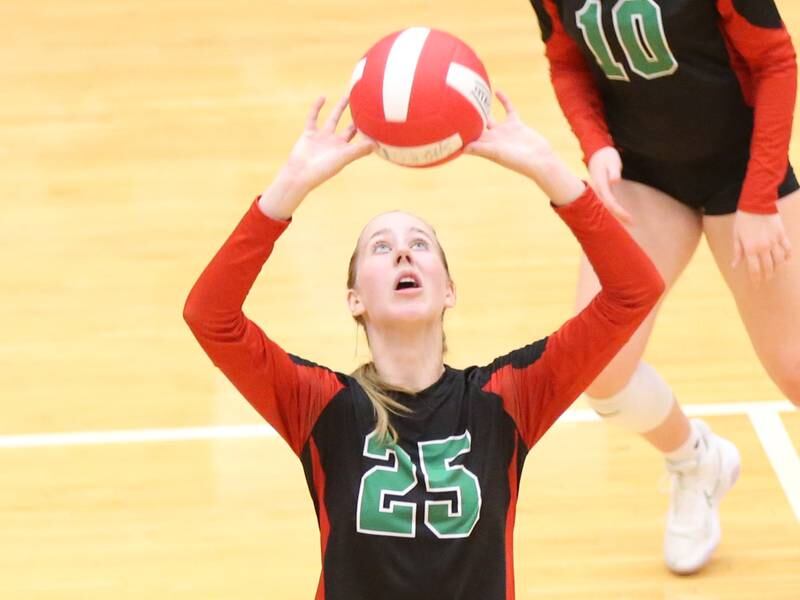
[463,141,485,156]
[495,90,517,118]
[780,234,793,262]
[324,95,350,132]
[593,171,614,208]
[607,159,622,183]
[746,252,762,285]
[464,141,497,161]
[486,115,497,129]
[731,238,742,269]
[771,245,788,271]
[341,123,358,143]
[608,198,633,225]
[306,96,326,131]
[602,162,630,222]
[760,249,775,281]
[345,138,376,161]
[468,129,494,145]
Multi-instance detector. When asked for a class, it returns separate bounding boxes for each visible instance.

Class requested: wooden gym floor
[1,0,799,597]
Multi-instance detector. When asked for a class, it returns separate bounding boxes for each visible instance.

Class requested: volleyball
[349,27,492,168]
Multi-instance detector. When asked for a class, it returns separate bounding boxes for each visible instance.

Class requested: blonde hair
[350,362,413,444]
[347,216,451,444]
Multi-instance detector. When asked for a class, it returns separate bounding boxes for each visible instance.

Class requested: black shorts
[619,147,799,215]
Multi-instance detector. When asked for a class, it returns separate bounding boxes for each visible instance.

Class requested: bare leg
[576,179,702,451]
[703,190,800,405]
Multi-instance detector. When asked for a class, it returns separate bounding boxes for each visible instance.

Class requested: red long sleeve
[183,200,344,456]
[483,187,665,448]
[186,191,664,453]
[540,0,614,162]
[717,0,797,214]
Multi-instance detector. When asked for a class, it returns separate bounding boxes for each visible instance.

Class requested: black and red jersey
[184,188,664,600]
[529,0,797,213]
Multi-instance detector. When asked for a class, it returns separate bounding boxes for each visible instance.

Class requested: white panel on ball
[349,57,367,92]
[375,133,463,167]
[446,63,492,128]
[382,27,431,123]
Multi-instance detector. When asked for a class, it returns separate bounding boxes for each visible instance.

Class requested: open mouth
[395,274,421,291]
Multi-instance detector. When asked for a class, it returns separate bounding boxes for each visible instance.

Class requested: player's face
[348,211,455,328]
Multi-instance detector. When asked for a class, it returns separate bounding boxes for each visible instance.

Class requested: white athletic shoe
[663,419,741,575]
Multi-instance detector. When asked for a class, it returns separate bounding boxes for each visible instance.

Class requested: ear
[347,288,365,318]
[444,279,456,309]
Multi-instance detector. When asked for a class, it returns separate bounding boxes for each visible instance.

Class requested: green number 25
[357,431,482,539]
[576,0,678,81]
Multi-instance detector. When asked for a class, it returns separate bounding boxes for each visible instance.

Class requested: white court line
[0,400,794,449]
[0,424,273,448]
[749,411,800,522]
[3,399,798,522]
[564,399,796,422]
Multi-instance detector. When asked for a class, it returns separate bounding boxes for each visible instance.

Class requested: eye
[372,241,391,254]
[410,239,429,250]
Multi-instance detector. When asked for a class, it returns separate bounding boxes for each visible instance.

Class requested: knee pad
[585,362,674,433]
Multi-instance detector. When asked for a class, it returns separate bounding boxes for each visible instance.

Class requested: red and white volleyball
[349,27,492,168]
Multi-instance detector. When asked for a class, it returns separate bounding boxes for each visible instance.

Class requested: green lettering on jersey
[419,432,482,538]
[576,0,678,81]
[613,0,678,79]
[356,431,482,539]
[577,0,629,81]
[357,431,418,537]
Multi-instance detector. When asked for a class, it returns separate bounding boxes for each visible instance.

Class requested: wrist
[528,154,586,206]
[582,140,612,164]
[258,168,309,221]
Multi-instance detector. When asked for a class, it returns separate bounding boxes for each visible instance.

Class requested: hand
[282,95,375,194]
[260,96,375,219]
[732,210,792,285]
[464,90,585,205]
[464,90,553,175]
[588,147,632,224]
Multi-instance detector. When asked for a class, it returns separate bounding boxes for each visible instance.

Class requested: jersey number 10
[357,431,482,539]
[577,0,678,81]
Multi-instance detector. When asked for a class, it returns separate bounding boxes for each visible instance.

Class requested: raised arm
[183,97,374,455]
[466,92,664,447]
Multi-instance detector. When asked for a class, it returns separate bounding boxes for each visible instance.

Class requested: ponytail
[351,362,411,445]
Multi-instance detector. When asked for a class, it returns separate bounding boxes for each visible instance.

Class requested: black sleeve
[731,0,784,28]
